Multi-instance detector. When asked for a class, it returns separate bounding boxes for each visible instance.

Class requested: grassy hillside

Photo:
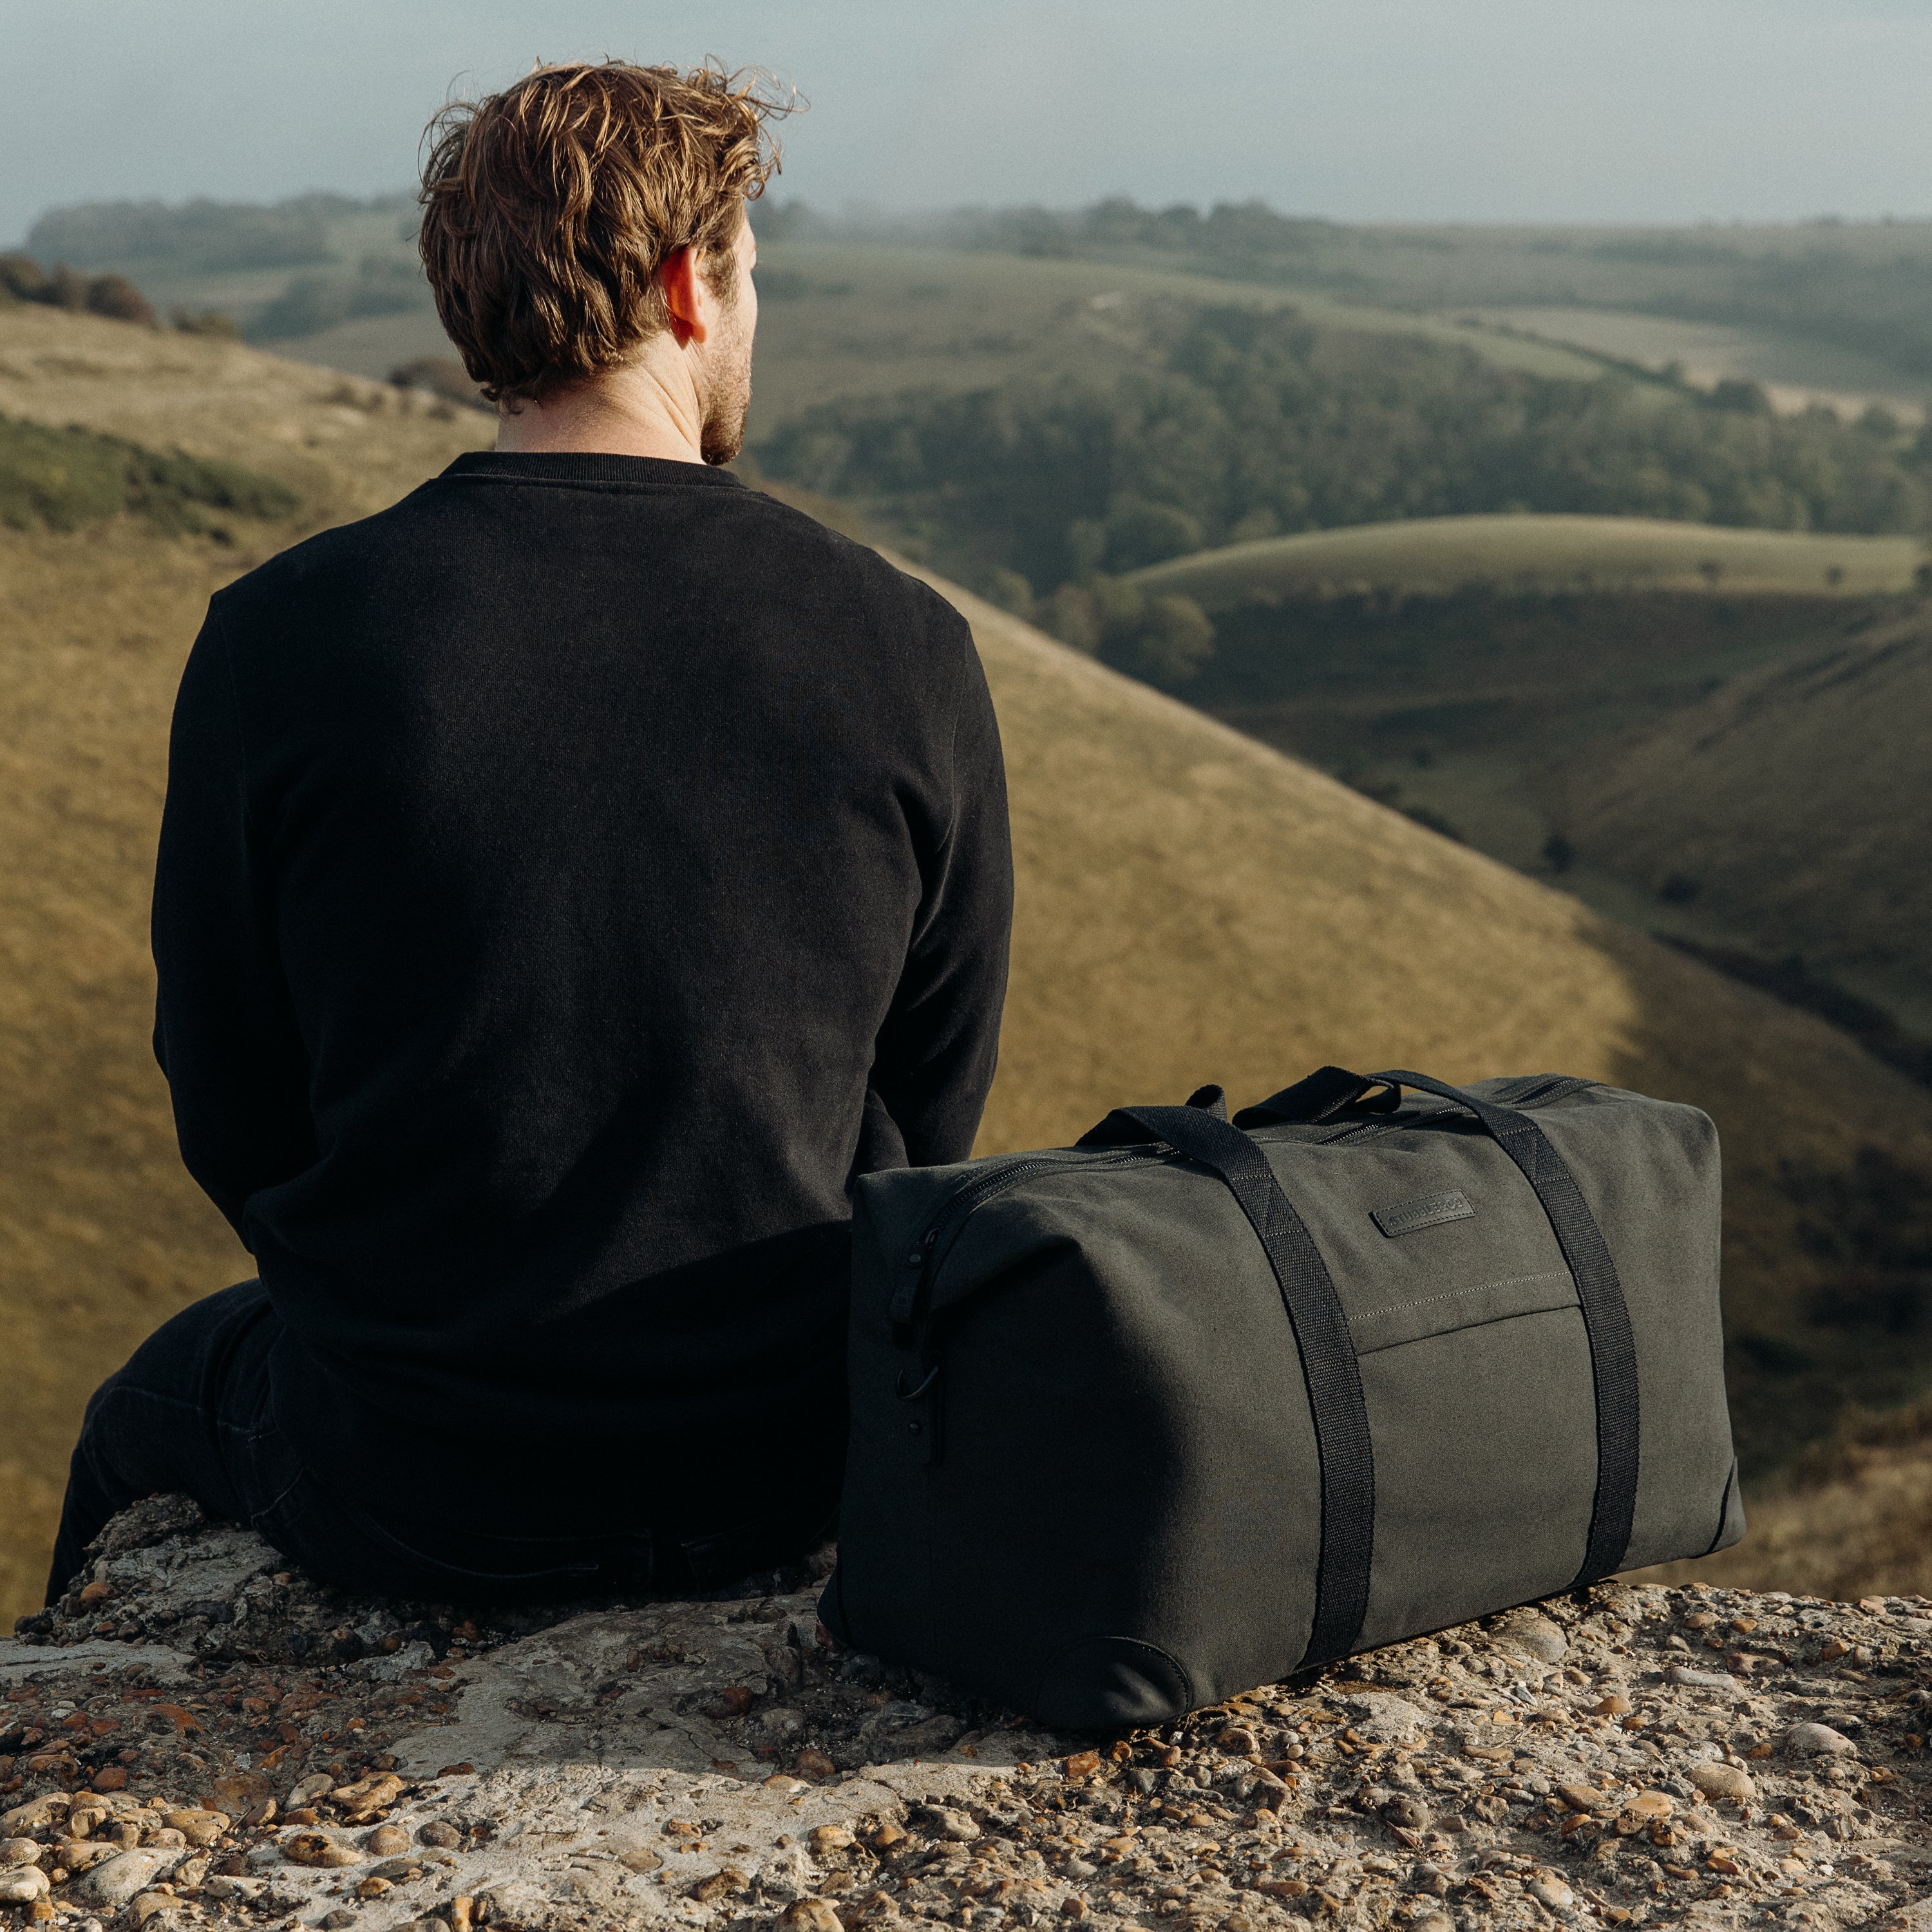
[1128,513,1926,606]
[5,306,1932,1624]
[1125,517,1932,1048]
[1569,611,1932,1024]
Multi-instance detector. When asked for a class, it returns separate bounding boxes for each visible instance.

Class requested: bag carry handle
[1080,1088,1376,1670]
[1247,1066,1640,1590]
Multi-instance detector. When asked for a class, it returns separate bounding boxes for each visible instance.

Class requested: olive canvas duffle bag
[819,1066,1742,1728]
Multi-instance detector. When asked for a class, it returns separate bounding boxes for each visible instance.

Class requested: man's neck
[493,359,706,464]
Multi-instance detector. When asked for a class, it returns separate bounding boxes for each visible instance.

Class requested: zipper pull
[887,1226,938,1342]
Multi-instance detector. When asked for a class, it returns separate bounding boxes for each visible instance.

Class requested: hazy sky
[6,0,1932,246]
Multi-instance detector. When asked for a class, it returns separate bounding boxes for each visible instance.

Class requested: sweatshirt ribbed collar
[443,451,748,489]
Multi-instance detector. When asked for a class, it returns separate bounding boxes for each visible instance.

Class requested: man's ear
[658,245,706,347]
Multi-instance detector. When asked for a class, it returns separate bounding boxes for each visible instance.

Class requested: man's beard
[697,301,752,466]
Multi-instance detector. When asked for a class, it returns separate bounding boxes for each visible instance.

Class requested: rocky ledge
[5,1501,1932,1932]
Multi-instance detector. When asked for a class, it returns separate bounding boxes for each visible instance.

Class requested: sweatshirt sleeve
[868,614,1015,1168]
[151,605,317,1243]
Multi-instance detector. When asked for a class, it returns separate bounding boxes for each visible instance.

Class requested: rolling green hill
[6,303,1932,1628]
[1127,513,1927,606]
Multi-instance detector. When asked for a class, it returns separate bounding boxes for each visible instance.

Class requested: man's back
[153,452,1012,1526]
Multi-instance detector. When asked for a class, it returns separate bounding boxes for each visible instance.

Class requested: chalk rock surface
[6,1498,1932,1932]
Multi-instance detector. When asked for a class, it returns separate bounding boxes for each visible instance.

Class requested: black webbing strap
[1359,1069,1640,1586]
[1109,1103,1376,1669]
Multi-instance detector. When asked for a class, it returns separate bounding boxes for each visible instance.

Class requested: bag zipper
[889,1078,1595,1336]
[887,1148,1156,1338]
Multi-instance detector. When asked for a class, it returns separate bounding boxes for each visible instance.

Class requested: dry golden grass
[3,307,1930,1620]
[1635,1413,1932,1599]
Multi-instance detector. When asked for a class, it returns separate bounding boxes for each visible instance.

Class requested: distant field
[1450,307,1932,422]
[1129,513,1926,607]
[35,190,1932,428]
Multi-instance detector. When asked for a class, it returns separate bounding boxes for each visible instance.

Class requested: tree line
[759,303,1932,684]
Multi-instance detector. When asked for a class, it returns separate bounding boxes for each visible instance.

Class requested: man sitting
[50,61,1012,1604]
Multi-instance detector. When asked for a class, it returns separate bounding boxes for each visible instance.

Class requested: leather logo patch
[1372,1189,1475,1238]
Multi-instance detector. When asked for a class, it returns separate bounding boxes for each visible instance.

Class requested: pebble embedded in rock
[204,1875,267,1902]
[53,1843,122,1875]
[1788,1722,1857,1757]
[72,1849,182,1909]
[1666,1665,1736,1688]
[417,1821,461,1849]
[0,1799,68,1837]
[285,1831,363,1868]
[159,1810,229,1847]
[778,1901,844,1932]
[922,1807,980,1842]
[209,1775,271,1817]
[1687,1761,1756,1804]
[1493,1611,1567,1663]
[0,1841,41,1868]
[1529,1875,1575,1910]
[333,1773,404,1821]
[366,1824,410,1857]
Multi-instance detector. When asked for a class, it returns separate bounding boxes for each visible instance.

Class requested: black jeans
[50,1280,834,1607]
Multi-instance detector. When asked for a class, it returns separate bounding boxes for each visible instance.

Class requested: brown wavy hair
[418,60,793,404]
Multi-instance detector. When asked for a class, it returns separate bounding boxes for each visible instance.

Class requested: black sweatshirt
[152,452,1012,1531]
